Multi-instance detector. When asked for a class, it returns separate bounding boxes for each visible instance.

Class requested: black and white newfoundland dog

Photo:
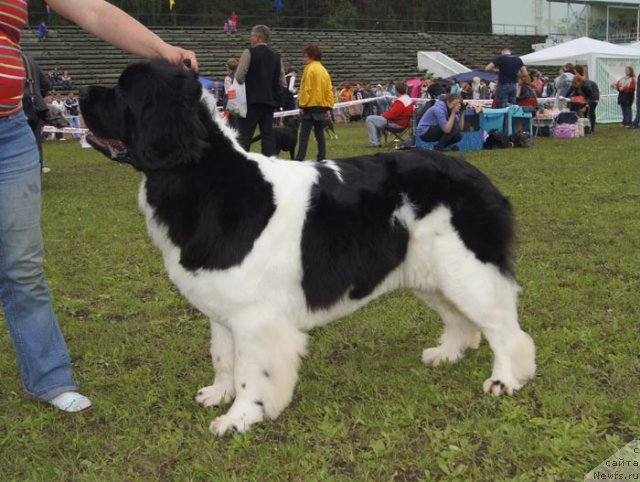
[80,60,535,435]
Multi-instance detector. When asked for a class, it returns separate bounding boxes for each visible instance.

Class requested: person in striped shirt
[1,0,197,413]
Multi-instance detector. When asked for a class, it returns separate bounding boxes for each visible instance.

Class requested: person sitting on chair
[365,81,413,147]
[416,93,465,151]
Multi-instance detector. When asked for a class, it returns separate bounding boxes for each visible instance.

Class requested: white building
[491,0,640,42]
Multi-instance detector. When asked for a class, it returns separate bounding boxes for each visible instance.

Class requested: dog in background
[80,60,536,436]
[323,113,338,140]
[251,115,300,160]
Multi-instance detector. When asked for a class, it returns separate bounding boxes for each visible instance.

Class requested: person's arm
[46,0,198,69]
[325,74,334,110]
[288,74,296,93]
[298,70,310,109]
[234,49,251,84]
[382,99,402,121]
[485,61,496,72]
[441,103,461,133]
[279,60,287,89]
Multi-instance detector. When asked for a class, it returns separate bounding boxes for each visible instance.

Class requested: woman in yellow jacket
[296,44,334,161]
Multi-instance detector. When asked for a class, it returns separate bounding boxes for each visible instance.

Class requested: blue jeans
[0,111,79,401]
[365,115,388,146]
[67,115,81,139]
[498,83,517,108]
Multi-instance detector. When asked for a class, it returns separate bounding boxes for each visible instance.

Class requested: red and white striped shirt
[0,0,27,117]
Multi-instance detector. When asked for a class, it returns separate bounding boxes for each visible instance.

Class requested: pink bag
[553,123,576,138]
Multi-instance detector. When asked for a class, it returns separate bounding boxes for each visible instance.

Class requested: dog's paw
[195,384,235,407]
[482,378,515,396]
[209,414,244,436]
[209,409,263,436]
[422,347,461,367]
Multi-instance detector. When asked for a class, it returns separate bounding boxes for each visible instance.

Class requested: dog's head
[80,60,211,171]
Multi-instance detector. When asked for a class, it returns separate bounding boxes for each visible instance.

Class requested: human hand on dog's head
[157,43,199,71]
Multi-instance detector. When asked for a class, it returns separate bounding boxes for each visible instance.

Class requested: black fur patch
[143,146,275,270]
[301,151,514,311]
[81,60,276,271]
[301,159,409,310]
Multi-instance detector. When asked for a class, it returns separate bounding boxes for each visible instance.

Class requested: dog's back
[300,151,514,310]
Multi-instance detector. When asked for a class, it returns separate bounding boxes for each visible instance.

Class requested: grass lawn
[0,123,638,481]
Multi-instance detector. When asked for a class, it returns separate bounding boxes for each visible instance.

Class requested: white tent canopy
[521,37,640,75]
[521,37,640,123]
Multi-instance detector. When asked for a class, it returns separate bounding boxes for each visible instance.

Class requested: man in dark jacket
[21,54,51,172]
[235,24,286,156]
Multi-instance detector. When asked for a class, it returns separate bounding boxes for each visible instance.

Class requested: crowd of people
[21,58,82,172]
[46,67,73,90]
[26,24,640,163]
[223,11,238,34]
[29,19,640,160]
[210,35,640,155]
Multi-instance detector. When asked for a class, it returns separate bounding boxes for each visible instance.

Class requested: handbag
[21,53,49,125]
[553,124,576,139]
[226,79,247,118]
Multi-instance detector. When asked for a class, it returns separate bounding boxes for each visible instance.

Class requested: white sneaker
[49,392,92,413]
[42,167,51,173]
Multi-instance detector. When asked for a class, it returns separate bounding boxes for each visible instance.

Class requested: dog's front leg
[209,312,307,435]
[195,320,236,407]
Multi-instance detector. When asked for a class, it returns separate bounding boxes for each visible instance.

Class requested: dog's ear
[123,62,210,171]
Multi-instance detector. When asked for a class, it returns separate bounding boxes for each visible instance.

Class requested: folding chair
[383,122,411,146]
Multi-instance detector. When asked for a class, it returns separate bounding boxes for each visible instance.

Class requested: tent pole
[586,5,589,38]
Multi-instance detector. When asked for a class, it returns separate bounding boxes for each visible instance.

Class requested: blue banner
[275,0,283,12]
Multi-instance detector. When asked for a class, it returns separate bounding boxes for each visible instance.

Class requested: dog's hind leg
[209,312,307,435]
[473,280,536,397]
[416,290,482,367]
[195,320,236,407]
[434,261,535,396]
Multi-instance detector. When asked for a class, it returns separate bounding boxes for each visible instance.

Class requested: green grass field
[0,124,638,481]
